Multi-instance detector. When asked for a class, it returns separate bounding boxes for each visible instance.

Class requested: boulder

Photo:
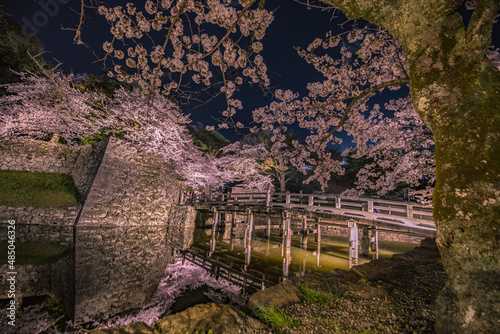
[247,281,301,312]
[155,302,271,334]
[90,322,155,334]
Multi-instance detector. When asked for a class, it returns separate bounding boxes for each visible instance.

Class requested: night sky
[1,1,498,148]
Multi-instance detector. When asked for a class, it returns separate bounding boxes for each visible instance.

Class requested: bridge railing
[184,191,434,221]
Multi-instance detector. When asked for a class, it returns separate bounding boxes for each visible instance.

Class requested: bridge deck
[184,191,436,237]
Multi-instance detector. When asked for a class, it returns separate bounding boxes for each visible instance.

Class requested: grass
[254,305,300,331]
[0,170,80,207]
[0,242,70,265]
[297,282,341,305]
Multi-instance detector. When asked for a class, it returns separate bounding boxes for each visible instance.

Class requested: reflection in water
[193,220,418,287]
[0,224,175,329]
[73,225,171,324]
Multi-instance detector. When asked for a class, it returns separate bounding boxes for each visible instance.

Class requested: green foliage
[254,305,299,331]
[0,10,47,89]
[43,296,64,314]
[359,277,369,283]
[0,242,70,265]
[73,74,133,98]
[0,170,80,207]
[189,124,230,156]
[297,282,341,305]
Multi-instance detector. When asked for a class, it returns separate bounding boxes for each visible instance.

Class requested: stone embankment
[93,238,446,334]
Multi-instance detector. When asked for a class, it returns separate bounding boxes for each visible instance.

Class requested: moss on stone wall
[0,170,80,207]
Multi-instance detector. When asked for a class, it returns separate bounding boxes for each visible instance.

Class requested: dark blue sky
[1,1,498,149]
[1,0,353,145]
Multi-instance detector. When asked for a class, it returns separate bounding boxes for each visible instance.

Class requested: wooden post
[280,211,287,237]
[179,190,185,204]
[286,194,291,205]
[348,219,358,266]
[368,200,374,213]
[246,208,254,236]
[265,214,271,238]
[336,196,341,209]
[210,207,218,254]
[266,184,271,207]
[361,225,369,256]
[285,212,292,246]
[316,218,321,267]
[230,210,237,237]
[283,217,292,279]
[308,195,314,206]
[315,218,321,242]
[301,215,308,249]
[370,227,379,256]
[245,241,252,267]
[407,204,414,218]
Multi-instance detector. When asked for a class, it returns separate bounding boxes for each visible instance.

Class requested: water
[0,222,419,331]
[191,227,419,283]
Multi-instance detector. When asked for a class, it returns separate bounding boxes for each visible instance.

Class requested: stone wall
[73,225,171,323]
[0,137,181,232]
[317,225,424,244]
[0,139,107,198]
[0,137,192,324]
[0,263,52,299]
[70,140,108,199]
[167,205,197,250]
[0,206,79,247]
[0,140,77,175]
[76,137,179,226]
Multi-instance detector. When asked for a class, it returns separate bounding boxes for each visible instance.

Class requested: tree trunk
[279,171,287,193]
[321,0,499,331]
[428,56,500,334]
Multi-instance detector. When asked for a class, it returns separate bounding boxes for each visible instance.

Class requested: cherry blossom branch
[180,0,259,73]
[319,77,409,143]
[153,0,189,94]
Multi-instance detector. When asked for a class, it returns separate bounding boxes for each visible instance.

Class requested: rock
[155,302,271,334]
[419,237,438,251]
[349,258,396,281]
[247,280,302,312]
[90,322,155,334]
[358,282,387,299]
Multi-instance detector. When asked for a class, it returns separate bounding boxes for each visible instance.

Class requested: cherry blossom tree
[251,27,436,201]
[315,1,500,332]
[215,141,273,191]
[95,0,274,129]
[339,96,435,203]
[72,1,498,330]
[0,69,275,191]
[240,131,298,193]
[0,71,112,145]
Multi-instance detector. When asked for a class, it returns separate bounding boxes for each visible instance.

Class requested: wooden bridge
[181,247,281,293]
[181,191,436,290]
[183,190,435,234]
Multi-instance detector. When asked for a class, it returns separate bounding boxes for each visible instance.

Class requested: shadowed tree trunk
[321,0,499,332]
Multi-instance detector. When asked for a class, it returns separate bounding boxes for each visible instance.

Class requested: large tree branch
[466,0,500,55]
[318,0,394,26]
